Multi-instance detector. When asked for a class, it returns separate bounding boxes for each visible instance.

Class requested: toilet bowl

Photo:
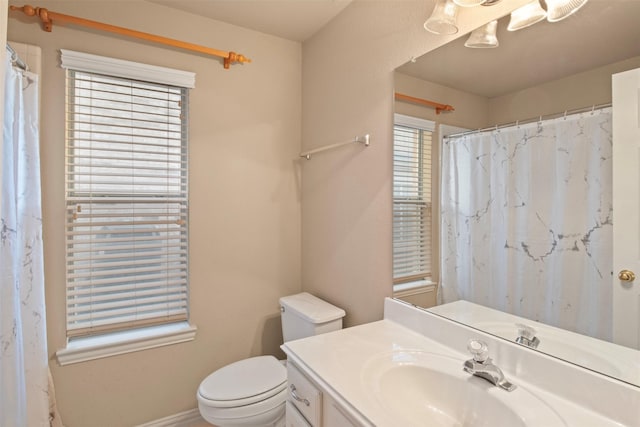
[197,356,287,427]
[197,292,346,427]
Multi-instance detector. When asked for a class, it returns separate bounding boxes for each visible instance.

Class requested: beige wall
[488,55,640,125]
[394,285,437,309]
[394,55,640,131]
[394,57,640,129]
[300,0,529,327]
[394,71,490,129]
[8,1,302,425]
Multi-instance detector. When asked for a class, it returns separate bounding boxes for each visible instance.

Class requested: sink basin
[362,350,566,427]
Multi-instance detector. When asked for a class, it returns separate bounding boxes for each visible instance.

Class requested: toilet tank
[279,292,346,343]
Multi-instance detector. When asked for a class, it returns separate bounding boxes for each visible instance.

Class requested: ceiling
[147,0,352,42]
[396,0,640,98]
[147,0,640,96]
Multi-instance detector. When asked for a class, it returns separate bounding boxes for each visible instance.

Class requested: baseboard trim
[136,408,204,427]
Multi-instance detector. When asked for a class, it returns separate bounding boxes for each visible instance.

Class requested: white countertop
[284,319,448,426]
[282,299,639,427]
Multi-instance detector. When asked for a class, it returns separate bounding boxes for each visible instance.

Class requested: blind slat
[68,249,187,264]
[68,262,186,280]
[68,293,188,315]
[68,279,187,297]
[68,301,187,323]
[69,271,187,289]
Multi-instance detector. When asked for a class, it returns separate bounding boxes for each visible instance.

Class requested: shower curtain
[440,108,612,341]
[0,52,49,426]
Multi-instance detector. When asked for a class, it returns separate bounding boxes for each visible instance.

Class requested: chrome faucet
[515,323,540,349]
[463,340,517,392]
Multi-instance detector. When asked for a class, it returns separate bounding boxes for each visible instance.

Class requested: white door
[612,67,640,349]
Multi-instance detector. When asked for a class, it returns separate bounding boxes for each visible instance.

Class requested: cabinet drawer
[286,401,312,427]
[287,362,322,426]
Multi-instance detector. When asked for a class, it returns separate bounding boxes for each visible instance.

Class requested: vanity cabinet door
[287,362,322,426]
[286,401,312,427]
[323,396,358,427]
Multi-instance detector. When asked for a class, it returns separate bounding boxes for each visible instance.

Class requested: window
[62,50,194,339]
[393,115,435,286]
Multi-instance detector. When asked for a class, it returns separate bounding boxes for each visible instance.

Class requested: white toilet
[197,292,346,427]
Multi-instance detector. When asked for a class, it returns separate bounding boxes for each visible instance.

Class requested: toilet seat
[198,387,287,424]
[198,355,287,409]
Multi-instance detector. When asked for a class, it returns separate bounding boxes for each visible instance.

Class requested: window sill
[55,322,197,366]
[393,280,437,298]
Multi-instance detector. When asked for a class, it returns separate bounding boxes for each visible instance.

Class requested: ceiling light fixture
[545,0,589,22]
[424,0,460,35]
[508,1,547,31]
[427,0,589,47]
[464,20,499,48]
[424,0,504,36]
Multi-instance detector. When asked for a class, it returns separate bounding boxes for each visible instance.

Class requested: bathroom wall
[394,71,490,129]
[395,55,640,131]
[7,1,302,425]
[300,0,530,327]
[488,55,640,125]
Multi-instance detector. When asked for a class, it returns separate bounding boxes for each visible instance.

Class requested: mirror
[393,0,640,387]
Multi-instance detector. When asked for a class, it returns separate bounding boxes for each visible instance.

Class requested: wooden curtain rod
[394,92,454,115]
[9,4,251,69]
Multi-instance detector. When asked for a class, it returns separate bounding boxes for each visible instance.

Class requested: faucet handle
[467,339,489,363]
[515,323,540,348]
[516,323,537,340]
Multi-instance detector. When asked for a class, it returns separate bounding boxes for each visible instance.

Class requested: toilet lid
[199,356,286,404]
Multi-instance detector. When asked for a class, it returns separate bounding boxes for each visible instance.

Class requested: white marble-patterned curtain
[0,54,49,427]
[440,108,612,341]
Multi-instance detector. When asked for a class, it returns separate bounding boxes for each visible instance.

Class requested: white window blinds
[63,52,192,338]
[393,117,434,285]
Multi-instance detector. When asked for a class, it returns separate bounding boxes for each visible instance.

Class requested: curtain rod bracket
[13,5,54,32]
[224,52,250,69]
[9,4,251,69]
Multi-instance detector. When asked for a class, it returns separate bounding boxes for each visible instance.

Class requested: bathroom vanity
[286,362,360,427]
[282,298,640,427]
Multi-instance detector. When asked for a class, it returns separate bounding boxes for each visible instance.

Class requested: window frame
[56,50,196,365]
[392,114,438,291]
